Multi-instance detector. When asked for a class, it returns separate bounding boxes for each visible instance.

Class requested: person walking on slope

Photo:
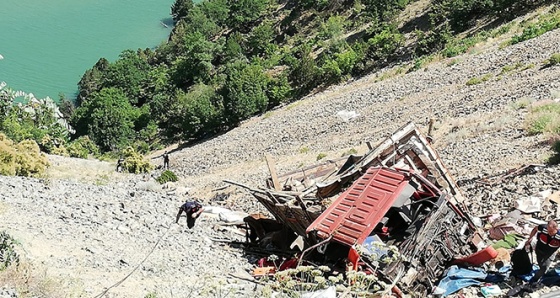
[525,220,560,283]
[176,201,204,229]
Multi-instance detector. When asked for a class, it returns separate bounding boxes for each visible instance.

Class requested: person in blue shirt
[176,201,204,229]
[525,220,560,283]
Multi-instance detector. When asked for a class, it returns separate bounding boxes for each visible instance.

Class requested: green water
[0,0,175,100]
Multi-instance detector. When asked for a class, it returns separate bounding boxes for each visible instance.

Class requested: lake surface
[0,0,175,100]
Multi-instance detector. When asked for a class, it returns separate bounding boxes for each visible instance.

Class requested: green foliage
[171,0,194,23]
[545,53,560,66]
[66,136,100,159]
[343,148,358,156]
[0,91,70,148]
[227,0,270,29]
[120,147,153,174]
[525,103,560,135]
[267,74,293,106]
[222,62,270,124]
[156,170,179,184]
[366,26,404,62]
[72,88,138,152]
[362,0,410,21]
[0,231,20,270]
[176,84,223,138]
[247,21,275,57]
[466,74,492,86]
[287,44,320,94]
[511,12,560,44]
[103,50,153,104]
[317,16,345,41]
[0,134,50,177]
[144,293,158,298]
[415,27,452,56]
[171,32,217,88]
[316,153,327,161]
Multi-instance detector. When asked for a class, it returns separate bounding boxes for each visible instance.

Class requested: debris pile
[219,122,559,297]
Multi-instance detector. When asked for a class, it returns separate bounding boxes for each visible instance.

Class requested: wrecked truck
[229,122,483,295]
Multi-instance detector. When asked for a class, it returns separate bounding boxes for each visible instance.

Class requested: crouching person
[176,201,204,229]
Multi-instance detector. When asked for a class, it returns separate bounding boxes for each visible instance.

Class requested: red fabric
[348,247,360,271]
[452,246,498,266]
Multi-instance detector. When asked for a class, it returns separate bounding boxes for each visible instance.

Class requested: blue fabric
[541,268,560,285]
[435,266,486,297]
[485,265,511,283]
[515,265,539,281]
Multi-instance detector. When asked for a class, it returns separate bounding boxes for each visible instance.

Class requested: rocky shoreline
[1,28,560,297]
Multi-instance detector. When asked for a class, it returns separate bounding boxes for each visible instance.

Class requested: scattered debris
[220,122,559,297]
[226,122,482,296]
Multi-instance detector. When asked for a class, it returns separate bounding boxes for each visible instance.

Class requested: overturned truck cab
[234,122,482,295]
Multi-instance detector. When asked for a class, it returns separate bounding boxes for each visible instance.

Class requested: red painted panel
[306,167,409,246]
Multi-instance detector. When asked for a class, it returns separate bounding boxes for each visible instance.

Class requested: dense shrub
[156,170,179,184]
[66,136,100,158]
[120,147,153,174]
[0,134,49,177]
[0,231,20,270]
[545,53,560,66]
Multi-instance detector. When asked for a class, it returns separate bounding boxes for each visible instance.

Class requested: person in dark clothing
[525,220,560,283]
[162,151,170,169]
[176,201,204,229]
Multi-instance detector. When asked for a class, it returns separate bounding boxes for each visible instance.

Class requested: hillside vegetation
[1,0,560,170]
[69,0,557,153]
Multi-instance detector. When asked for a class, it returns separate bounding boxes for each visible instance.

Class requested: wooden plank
[265,154,281,191]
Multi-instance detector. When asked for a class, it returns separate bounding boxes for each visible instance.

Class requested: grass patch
[342,148,358,156]
[263,111,273,119]
[156,170,179,184]
[409,55,435,72]
[466,73,492,86]
[524,102,560,135]
[299,147,309,154]
[544,53,560,66]
[316,153,327,161]
[510,97,535,110]
[510,8,560,44]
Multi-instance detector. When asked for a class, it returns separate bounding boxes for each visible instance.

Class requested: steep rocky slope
[1,27,560,297]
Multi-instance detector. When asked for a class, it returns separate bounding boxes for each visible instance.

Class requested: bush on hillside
[120,147,153,174]
[524,102,560,135]
[156,170,179,184]
[0,231,20,270]
[545,53,560,66]
[66,136,100,159]
[0,134,49,177]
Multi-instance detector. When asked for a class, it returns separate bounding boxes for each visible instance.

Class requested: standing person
[162,151,170,170]
[176,201,204,229]
[525,220,560,283]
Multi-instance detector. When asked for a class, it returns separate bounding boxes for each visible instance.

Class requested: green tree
[227,0,270,30]
[178,84,224,138]
[366,25,404,61]
[171,32,217,88]
[103,50,153,105]
[247,20,275,57]
[171,0,194,23]
[77,58,108,105]
[71,88,138,151]
[222,62,270,124]
[287,44,320,94]
[201,0,231,26]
